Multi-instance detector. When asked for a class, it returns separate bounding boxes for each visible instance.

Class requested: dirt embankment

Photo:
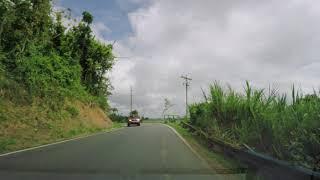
[0,99,112,153]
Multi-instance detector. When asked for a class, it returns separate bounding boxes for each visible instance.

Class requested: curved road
[0,123,241,180]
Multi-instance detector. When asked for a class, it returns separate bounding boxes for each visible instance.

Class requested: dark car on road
[127,117,141,127]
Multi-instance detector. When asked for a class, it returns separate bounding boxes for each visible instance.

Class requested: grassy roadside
[167,121,243,173]
[189,82,320,169]
[0,122,123,155]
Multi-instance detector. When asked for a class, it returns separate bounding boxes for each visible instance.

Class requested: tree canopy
[0,0,115,110]
[130,110,139,117]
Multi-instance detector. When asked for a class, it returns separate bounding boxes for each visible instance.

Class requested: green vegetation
[109,108,128,123]
[167,122,241,173]
[0,118,121,153]
[0,0,116,153]
[109,108,150,123]
[0,0,114,107]
[130,110,139,117]
[189,82,320,170]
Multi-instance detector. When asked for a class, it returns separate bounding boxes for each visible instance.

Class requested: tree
[86,41,114,96]
[110,107,118,114]
[68,11,114,96]
[52,12,66,55]
[74,13,93,83]
[82,11,93,24]
[0,0,115,110]
[162,98,174,117]
[0,0,52,71]
[130,110,139,117]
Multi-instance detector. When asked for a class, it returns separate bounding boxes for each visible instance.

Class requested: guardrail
[180,121,320,180]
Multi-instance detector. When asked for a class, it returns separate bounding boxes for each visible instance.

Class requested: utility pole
[130,86,133,114]
[181,75,192,119]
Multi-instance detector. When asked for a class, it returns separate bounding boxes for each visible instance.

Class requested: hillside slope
[0,73,112,153]
[0,1,115,154]
[0,96,112,153]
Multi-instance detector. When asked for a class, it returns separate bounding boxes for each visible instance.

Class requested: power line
[114,56,153,61]
[181,75,192,119]
[114,56,133,59]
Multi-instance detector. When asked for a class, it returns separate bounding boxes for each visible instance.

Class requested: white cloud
[108,0,320,117]
[92,22,112,42]
[52,3,81,29]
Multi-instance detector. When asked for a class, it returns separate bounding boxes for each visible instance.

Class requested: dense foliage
[0,0,114,110]
[130,110,139,117]
[107,108,126,122]
[189,82,320,170]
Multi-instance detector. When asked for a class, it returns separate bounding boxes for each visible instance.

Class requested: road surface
[0,123,243,180]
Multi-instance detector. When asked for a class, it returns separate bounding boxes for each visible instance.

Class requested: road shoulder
[166,122,243,174]
[0,123,124,157]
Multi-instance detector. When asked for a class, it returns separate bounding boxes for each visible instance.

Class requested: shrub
[16,53,82,98]
[66,106,79,117]
[189,82,320,169]
[109,113,127,123]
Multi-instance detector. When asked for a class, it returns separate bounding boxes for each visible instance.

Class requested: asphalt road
[0,123,244,180]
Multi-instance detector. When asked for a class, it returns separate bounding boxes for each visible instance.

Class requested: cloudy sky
[54,0,320,117]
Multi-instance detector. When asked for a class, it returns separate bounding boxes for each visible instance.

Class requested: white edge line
[0,126,124,157]
[163,123,211,169]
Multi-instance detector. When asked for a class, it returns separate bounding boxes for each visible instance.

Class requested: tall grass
[189,81,320,170]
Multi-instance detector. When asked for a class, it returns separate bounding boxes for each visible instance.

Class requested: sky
[54,0,320,118]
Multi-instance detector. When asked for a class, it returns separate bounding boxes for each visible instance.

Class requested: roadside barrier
[180,121,320,180]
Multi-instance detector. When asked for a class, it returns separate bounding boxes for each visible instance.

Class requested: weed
[66,106,79,117]
[0,138,16,152]
[189,82,320,169]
